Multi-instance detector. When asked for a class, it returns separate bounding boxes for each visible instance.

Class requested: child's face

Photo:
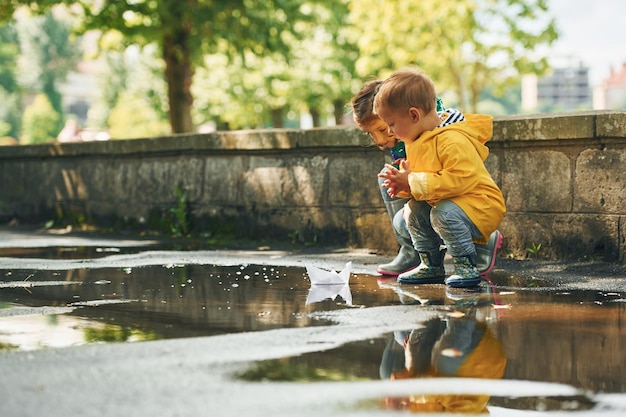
[363,119,398,149]
[376,106,420,143]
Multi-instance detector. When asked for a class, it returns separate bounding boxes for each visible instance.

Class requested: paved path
[1,226,625,417]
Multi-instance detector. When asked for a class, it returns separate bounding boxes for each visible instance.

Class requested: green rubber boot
[397,249,446,284]
[445,255,481,288]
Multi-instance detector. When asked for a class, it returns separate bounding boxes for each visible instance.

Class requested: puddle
[1,254,625,414]
[0,263,404,350]
[233,272,626,414]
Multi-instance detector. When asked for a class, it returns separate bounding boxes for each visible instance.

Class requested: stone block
[502,150,572,212]
[595,112,626,138]
[500,213,620,262]
[328,151,384,207]
[574,148,626,213]
[494,113,595,141]
[241,154,329,208]
[200,156,246,207]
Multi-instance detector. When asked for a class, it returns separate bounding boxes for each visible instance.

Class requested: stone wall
[0,111,625,263]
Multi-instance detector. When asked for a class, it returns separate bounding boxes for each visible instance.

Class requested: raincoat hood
[431,113,494,161]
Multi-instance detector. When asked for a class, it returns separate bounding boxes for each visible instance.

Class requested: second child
[351,80,444,276]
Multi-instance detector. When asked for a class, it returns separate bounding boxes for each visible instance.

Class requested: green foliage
[346,0,558,112]
[108,91,169,139]
[0,23,19,92]
[479,85,522,115]
[0,23,22,138]
[21,94,60,144]
[237,358,366,382]
[146,186,190,237]
[526,242,542,258]
[84,324,158,343]
[16,11,80,120]
[192,1,358,129]
[71,0,341,133]
[169,186,190,237]
[0,88,22,138]
[106,45,169,139]
[4,0,561,134]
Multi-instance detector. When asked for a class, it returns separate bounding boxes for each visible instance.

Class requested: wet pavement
[0,227,625,416]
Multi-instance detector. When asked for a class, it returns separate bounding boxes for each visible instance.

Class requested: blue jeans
[394,199,482,257]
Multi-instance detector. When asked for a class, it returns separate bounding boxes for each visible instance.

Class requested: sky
[546,0,626,86]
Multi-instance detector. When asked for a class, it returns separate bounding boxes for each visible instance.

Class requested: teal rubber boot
[397,249,446,284]
[445,255,481,288]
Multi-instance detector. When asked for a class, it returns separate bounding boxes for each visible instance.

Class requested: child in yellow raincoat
[375,68,506,288]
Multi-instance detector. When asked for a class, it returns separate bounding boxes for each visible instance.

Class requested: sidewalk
[1,226,626,417]
[0,226,624,290]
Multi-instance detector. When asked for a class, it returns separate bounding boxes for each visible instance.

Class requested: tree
[3,0,337,134]
[0,22,22,138]
[106,45,170,139]
[192,0,358,129]
[16,10,80,125]
[288,0,360,126]
[21,93,61,144]
[346,0,558,112]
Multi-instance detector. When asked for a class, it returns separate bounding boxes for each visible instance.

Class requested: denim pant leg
[378,171,391,202]
[380,170,413,250]
[430,200,482,257]
[404,199,443,254]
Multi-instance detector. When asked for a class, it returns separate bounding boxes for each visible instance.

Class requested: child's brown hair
[350,79,382,128]
[373,68,437,115]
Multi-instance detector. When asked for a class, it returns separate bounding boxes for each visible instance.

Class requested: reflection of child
[375,68,506,288]
[351,81,444,276]
[382,290,507,414]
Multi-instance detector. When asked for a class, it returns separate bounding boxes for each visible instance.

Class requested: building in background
[593,62,626,110]
[522,55,593,113]
[522,58,592,113]
[537,64,592,111]
[523,57,626,113]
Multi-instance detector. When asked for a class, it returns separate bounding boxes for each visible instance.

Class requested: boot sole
[377,266,418,277]
[445,276,482,288]
[397,276,445,285]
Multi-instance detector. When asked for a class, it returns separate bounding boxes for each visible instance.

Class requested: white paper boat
[305,262,352,305]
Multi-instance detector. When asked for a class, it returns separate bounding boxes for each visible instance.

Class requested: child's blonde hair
[373,68,437,115]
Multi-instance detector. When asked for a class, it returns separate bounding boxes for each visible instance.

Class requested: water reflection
[1,261,625,412]
[380,285,506,413]
[0,264,398,350]
[237,274,625,413]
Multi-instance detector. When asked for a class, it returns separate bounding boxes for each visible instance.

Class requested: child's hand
[392,157,405,167]
[378,160,411,198]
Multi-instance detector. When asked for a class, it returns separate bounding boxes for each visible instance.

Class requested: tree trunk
[163,30,194,134]
[333,99,345,125]
[270,107,283,128]
[310,108,320,127]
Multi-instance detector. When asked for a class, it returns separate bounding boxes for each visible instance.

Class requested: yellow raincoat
[405,114,505,243]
